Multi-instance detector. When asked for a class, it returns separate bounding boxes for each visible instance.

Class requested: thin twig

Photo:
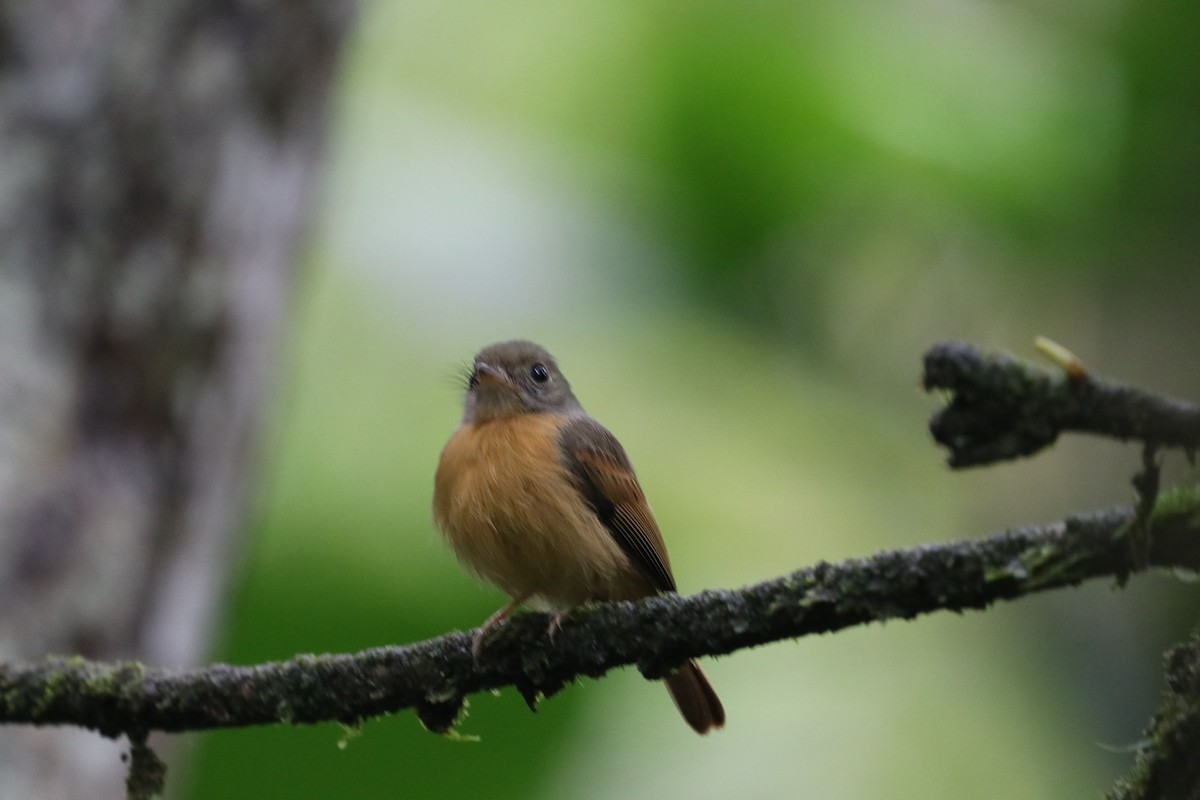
[124,733,166,800]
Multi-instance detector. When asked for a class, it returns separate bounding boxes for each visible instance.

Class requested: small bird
[433,340,725,734]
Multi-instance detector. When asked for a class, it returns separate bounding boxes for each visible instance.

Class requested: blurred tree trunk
[0,1,355,796]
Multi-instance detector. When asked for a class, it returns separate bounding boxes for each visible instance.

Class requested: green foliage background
[185,2,1199,797]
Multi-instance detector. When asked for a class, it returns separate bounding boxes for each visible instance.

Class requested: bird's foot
[471,597,527,665]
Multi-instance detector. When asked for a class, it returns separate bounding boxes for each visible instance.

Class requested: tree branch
[1111,628,1200,800]
[923,341,1200,467]
[1,340,1197,800]
[1,496,1197,737]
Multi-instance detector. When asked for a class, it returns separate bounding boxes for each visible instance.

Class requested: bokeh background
[184,1,1199,797]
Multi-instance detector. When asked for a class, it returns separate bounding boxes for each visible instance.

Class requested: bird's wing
[558,415,676,593]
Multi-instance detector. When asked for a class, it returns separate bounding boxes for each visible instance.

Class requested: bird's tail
[664,661,725,734]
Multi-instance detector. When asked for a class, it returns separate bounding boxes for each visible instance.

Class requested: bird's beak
[474,362,515,390]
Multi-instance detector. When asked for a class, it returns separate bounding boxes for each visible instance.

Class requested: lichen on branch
[0,499,1197,738]
[923,341,1200,467]
[0,340,1197,800]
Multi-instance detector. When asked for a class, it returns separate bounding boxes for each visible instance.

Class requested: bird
[433,339,725,734]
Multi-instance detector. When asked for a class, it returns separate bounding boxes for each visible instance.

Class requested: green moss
[1150,484,1200,524]
[32,667,71,717]
[985,543,1088,592]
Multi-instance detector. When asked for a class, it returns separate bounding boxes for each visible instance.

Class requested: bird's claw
[546,611,568,640]
[470,629,489,665]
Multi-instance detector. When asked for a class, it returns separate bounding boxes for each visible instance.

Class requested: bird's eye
[530,363,549,383]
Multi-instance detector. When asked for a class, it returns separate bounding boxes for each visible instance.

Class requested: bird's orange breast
[433,413,645,606]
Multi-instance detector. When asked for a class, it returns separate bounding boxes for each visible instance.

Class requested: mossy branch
[924,341,1200,467]
[1,341,1198,800]
[1110,628,1200,800]
[1,497,1198,740]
